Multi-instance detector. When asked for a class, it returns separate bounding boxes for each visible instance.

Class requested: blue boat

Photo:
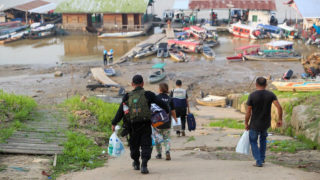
[257,24,283,39]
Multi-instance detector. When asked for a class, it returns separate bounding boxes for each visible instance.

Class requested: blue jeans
[249,129,268,165]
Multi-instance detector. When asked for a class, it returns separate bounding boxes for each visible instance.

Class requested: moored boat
[196,95,226,107]
[229,22,261,39]
[202,45,215,59]
[149,63,166,84]
[189,26,206,39]
[135,46,157,59]
[168,39,201,53]
[272,81,320,92]
[104,67,116,76]
[29,23,56,39]
[157,43,169,58]
[98,31,144,38]
[257,24,283,39]
[169,48,186,62]
[226,45,260,62]
[278,23,298,39]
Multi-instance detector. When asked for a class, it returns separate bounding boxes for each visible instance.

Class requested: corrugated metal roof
[14,0,50,12]
[0,0,32,11]
[55,0,149,14]
[189,0,276,11]
[29,2,57,14]
[294,0,320,18]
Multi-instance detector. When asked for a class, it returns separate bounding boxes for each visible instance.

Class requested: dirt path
[58,107,320,180]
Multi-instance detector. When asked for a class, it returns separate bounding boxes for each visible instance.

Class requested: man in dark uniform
[112,75,169,174]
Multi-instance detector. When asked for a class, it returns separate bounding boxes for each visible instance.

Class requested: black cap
[132,75,143,84]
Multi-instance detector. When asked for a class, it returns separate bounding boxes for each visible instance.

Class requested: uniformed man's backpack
[127,89,151,123]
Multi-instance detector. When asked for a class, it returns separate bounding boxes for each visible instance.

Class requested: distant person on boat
[245,77,283,167]
[103,50,107,66]
[112,75,169,174]
[156,83,178,161]
[170,80,190,137]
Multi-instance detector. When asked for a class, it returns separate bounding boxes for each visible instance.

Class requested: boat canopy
[278,24,296,32]
[258,24,281,31]
[168,39,200,46]
[152,63,166,69]
[263,49,292,54]
[266,40,293,47]
[235,45,260,50]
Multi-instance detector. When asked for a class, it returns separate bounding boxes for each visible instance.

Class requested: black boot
[132,160,140,170]
[141,159,149,174]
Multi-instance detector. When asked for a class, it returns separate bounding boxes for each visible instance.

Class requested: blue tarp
[258,24,280,32]
[294,0,320,18]
[313,24,320,34]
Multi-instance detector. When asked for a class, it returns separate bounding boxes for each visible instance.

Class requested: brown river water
[0,33,318,65]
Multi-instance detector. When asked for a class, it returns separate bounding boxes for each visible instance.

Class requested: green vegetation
[209,118,245,129]
[186,136,195,143]
[61,95,119,137]
[269,137,320,153]
[52,131,105,179]
[0,90,37,142]
[0,165,7,172]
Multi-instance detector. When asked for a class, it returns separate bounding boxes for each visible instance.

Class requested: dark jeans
[175,107,187,132]
[129,123,152,164]
[249,129,268,165]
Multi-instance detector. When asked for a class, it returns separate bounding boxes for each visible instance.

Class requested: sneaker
[141,166,149,174]
[165,152,171,161]
[181,131,185,136]
[132,161,140,170]
[156,154,162,159]
[176,131,181,137]
[253,163,263,167]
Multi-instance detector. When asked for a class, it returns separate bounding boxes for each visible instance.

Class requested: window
[252,15,258,22]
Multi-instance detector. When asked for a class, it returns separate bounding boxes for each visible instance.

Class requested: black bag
[283,69,293,80]
[187,113,196,131]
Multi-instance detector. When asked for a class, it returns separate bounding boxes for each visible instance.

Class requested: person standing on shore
[170,80,190,137]
[245,77,283,167]
[103,50,107,66]
[112,75,169,174]
[156,83,178,160]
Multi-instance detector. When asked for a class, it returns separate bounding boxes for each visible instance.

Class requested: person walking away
[103,50,108,66]
[245,77,283,167]
[155,83,178,160]
[108,49,114,64]
[112,75,169,174]
[170,80,190,137]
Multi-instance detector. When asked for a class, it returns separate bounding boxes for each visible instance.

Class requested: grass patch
[239,94,249,104]
[61,95,119,137]
[0,165,7,172]
[0,90,37,142]
[269,139,317,153]
[186,136,195,143]
[209,118,245,129]
[51,131,105,178]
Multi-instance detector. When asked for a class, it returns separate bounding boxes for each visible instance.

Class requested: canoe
[202,46,215,59]
[203,40,219,48]
[29,24,56,39]
[196,95,226,107]
[244,54,301,61]
[135,47,157,59]
[149,71,166,84]
[98,31,144,38]
[157,43,169,58]
[0,30,28,44]
[272,81,320,92]
[104,67,116,76]
[169,49,186,62]
[226,55,243,62]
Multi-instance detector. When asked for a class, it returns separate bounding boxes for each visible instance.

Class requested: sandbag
[236,131,250,155]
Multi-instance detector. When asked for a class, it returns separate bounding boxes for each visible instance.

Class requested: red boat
[168,39,201,53]
[189,26,206,39]
[226,45,260,61]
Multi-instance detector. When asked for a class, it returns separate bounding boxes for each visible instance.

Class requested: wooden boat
[257,24,283,39]
[196,95,226,107]
[169,48,186,62]
[98,31,144,38]
[168,39,201,53]
[0,30,28,44]
[272,81,320,92]
[149,63,166,84]
[104,67,116,76]
[226,45,260,62]
[134,46,157,59]
[189,26,206,39]
[202,45,215,59]
[229,22,261,39]
[203,40,219,48]
[29,24,56,39]
[157,43,169,58]
[90,68,119,87]
[278,23,298,39]
[244,53,301,61]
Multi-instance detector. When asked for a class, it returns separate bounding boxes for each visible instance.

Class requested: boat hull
[272,81,320,92]
[98,31,144,38]
[149,73,166,84]
[244,55,301,61]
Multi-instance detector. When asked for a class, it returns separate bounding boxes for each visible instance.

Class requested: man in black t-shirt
[245,77,283,167]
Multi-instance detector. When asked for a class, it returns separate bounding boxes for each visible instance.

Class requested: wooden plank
[0,148,62,155]
[0,142,62,148]
[0,146,63,152]
[91,67,119,86]
[6,138,66,144]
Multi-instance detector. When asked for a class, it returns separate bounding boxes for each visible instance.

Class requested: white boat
[98,31,144,38]
[278,23,298,39]
[229,22,261,39]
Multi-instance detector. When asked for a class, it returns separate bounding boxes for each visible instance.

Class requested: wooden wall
[62,13,88,31]
[103,13,143,32]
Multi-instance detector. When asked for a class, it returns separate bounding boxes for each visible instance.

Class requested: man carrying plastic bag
[243,77,283,167]
[108,125,125,157]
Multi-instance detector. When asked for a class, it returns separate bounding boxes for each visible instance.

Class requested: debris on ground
[301,53,320,77]
[54,71,63,77]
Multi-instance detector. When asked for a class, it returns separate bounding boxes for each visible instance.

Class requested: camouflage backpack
[127,89,151,123]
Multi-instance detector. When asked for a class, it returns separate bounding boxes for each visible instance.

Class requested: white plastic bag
[171,117,181,131]
[151,126,164,146]
[236,131,250,155]
[108,125,125,157]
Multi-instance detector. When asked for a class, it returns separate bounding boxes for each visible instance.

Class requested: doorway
[122,14,128,30]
